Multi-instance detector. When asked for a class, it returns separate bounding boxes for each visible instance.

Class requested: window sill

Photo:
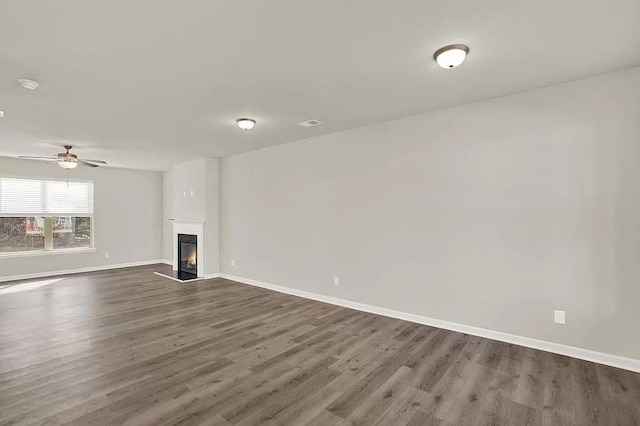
[0,247,97,259]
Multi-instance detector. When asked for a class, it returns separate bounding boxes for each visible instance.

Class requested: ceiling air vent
[298,119,322,127]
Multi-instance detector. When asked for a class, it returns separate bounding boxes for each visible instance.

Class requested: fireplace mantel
[170,219,206,226]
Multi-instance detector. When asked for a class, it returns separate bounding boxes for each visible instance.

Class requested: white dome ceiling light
[236,118,256,130]
[58,158,78,169]
[18,78,39,90]
[433,44,469,69]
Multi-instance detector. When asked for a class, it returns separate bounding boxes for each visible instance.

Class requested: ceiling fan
[19,145,107,169]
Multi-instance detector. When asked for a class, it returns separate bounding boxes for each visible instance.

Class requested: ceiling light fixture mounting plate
[433,44,469,69]
[18,78,39,90]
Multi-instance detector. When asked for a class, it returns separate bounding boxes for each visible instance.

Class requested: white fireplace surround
[171,220,205,278]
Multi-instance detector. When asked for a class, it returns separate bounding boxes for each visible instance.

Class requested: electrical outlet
[333,276,340,287]
[104,252,110,259]
[554,310,566,324]
[230,259,235,267]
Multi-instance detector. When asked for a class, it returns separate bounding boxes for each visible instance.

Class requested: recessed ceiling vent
[298,119,322,127]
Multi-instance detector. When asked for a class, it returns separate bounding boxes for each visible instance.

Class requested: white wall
[220,67,640,361]
[172,158,207,222]
[162,158,220,275]
[204,158,220,275]
[0,157,163,278]
[162,169,174,262]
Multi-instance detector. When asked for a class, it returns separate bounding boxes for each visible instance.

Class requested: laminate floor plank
[0,264,638,425]
[343,365,413,425]
[372,385,430,426]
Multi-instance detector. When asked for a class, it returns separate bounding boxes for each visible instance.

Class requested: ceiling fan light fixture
[18,145,106,169]
[433,44,469,69]
[236,118,256,130]
[58,158,78,169]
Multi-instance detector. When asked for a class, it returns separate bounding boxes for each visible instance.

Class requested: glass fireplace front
[178,233,197,279]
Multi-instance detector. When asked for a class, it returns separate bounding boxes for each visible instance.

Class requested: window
[0,217,45,253]
[53,216,92,250]
[0,178,94,254]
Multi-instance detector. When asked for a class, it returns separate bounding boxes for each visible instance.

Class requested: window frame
[0,175,95,257]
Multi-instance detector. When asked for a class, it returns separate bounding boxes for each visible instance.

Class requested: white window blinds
[0,177,94,216]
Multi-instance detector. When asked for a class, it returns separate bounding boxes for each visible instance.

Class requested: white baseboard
[161,259,173,266]
[218,273,640,373]
[0,260,165,283]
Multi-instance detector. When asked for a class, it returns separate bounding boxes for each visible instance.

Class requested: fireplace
[178,234,197,280]
[155,221,205,282]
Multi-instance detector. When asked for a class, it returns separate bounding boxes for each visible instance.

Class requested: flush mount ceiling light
[236,118,256,130]
[0,111,4,118]
[18,79,39,90]
[433,44,469,69]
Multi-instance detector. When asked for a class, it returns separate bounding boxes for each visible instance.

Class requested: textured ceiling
[0,0,639,170]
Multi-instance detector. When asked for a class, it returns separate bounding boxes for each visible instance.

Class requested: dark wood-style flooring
[0,265,639,425]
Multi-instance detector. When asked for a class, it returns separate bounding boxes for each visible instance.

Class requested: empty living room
[1,1,640,425]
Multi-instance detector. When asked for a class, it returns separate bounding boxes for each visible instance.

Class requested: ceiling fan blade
[19,155,58,161]
[79,159,100,168]
[80,159,107,164]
